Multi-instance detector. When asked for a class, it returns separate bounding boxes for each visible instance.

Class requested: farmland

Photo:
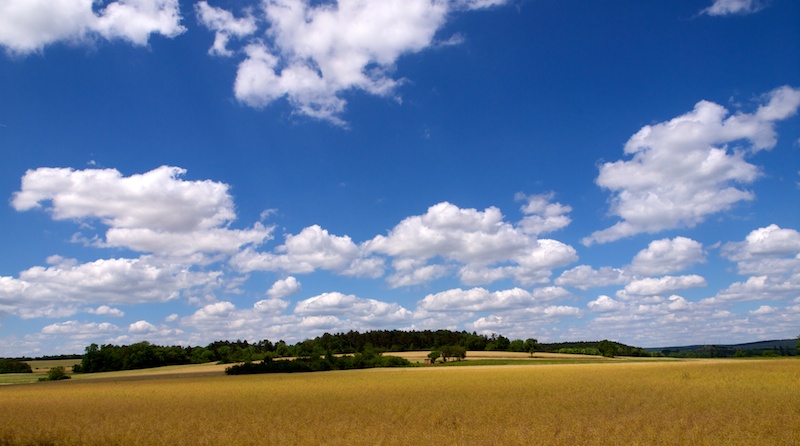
[1,358,798,445]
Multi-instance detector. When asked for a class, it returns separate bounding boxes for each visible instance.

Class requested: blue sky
[1,0,799,356]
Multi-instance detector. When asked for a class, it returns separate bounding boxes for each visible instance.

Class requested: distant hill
[646,339,797,358]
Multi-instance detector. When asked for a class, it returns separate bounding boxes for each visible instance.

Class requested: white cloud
[253,298,290,314]
[41,320,120,336]
[469,303,582,339]
[722,226,800,277]
[86,305,125,317]
[231,225,380,277]
[515,192,572,235]
[628,237,706,276]
[723,224,800,262]
[366,202,525,263]
[13,166,234,232]
[387,263,449,288]
[710,275,800,302]
[714,225,800,303]
[294,292,412,324]
[366,201,577,287]
[420,287,529,312]
[620,275,707,298]
[555,265,628,290]
[0,257,219,308]
[750,305,776,315]
[0,256,218,318]
[199,0,506,124]
[195,1,257,57]
[584,86,800,245]
[267,276,301,299]
[104,225,272,257]
[0,0,185,55]
[128,320,157,333]
[419,286,571,312]
[12,166,272,257]
[588,295,626,313]
[701,0,765,16]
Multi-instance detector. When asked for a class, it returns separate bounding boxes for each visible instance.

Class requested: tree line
[68,330,657,374]
[225,346,410,375]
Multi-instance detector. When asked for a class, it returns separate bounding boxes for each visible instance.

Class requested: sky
[0,0,799,356]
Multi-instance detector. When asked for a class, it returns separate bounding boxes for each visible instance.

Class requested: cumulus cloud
[128,320,158,333]
[468,303,581,339]
[0,256,217,319]
[515,192,572,235]
[295,292,412,324]
[736,225,800,256]
[420,287,530,312]
[231,225,382,277]
[711,275,800,302]
[587,295,626,313]
[750,305,776,315]
[266,276,301,299]
[12,166,272,257]
[366,201,577,287]
[13,166,234,232]
[628,237,706,276]
[419,286,570,312]
[712,225,800,303]
[0,0,185,55]
[176,291,414,343]
[198,0,506,124]
[619,275,707,298]
[555,265,628,290]
[701,0,765,16]
[253,298,290,314]
[387,262,449,288]
[41,320,120,337]
[86,305,125,317]
[584,86,800,245]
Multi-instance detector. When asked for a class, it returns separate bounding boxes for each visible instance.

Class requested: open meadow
[1,358,798,445]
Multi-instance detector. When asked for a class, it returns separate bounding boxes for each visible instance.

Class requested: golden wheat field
[1,358,799,446]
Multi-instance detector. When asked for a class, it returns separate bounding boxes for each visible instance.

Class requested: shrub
[39,366,71,381]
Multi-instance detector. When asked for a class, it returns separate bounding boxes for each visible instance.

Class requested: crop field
[1,358,798,445]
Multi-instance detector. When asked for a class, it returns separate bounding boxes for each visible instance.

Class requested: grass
[1,358,798,445]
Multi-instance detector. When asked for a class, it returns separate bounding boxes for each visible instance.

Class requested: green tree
[524,338,540,357]
[441,345,466,362]
[509,339,525,352]
[598,340,618,358]
[428,350,441,364]
[0,358,32,374]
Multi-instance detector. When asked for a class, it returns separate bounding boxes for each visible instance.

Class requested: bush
[39,366,70,381]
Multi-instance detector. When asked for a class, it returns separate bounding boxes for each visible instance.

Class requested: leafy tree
[524,338,540,357]
[428,351,441,364]
[598,340,618,357]
[509,339,525,352]
[440,345,466,362]
[0,358,32,373]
